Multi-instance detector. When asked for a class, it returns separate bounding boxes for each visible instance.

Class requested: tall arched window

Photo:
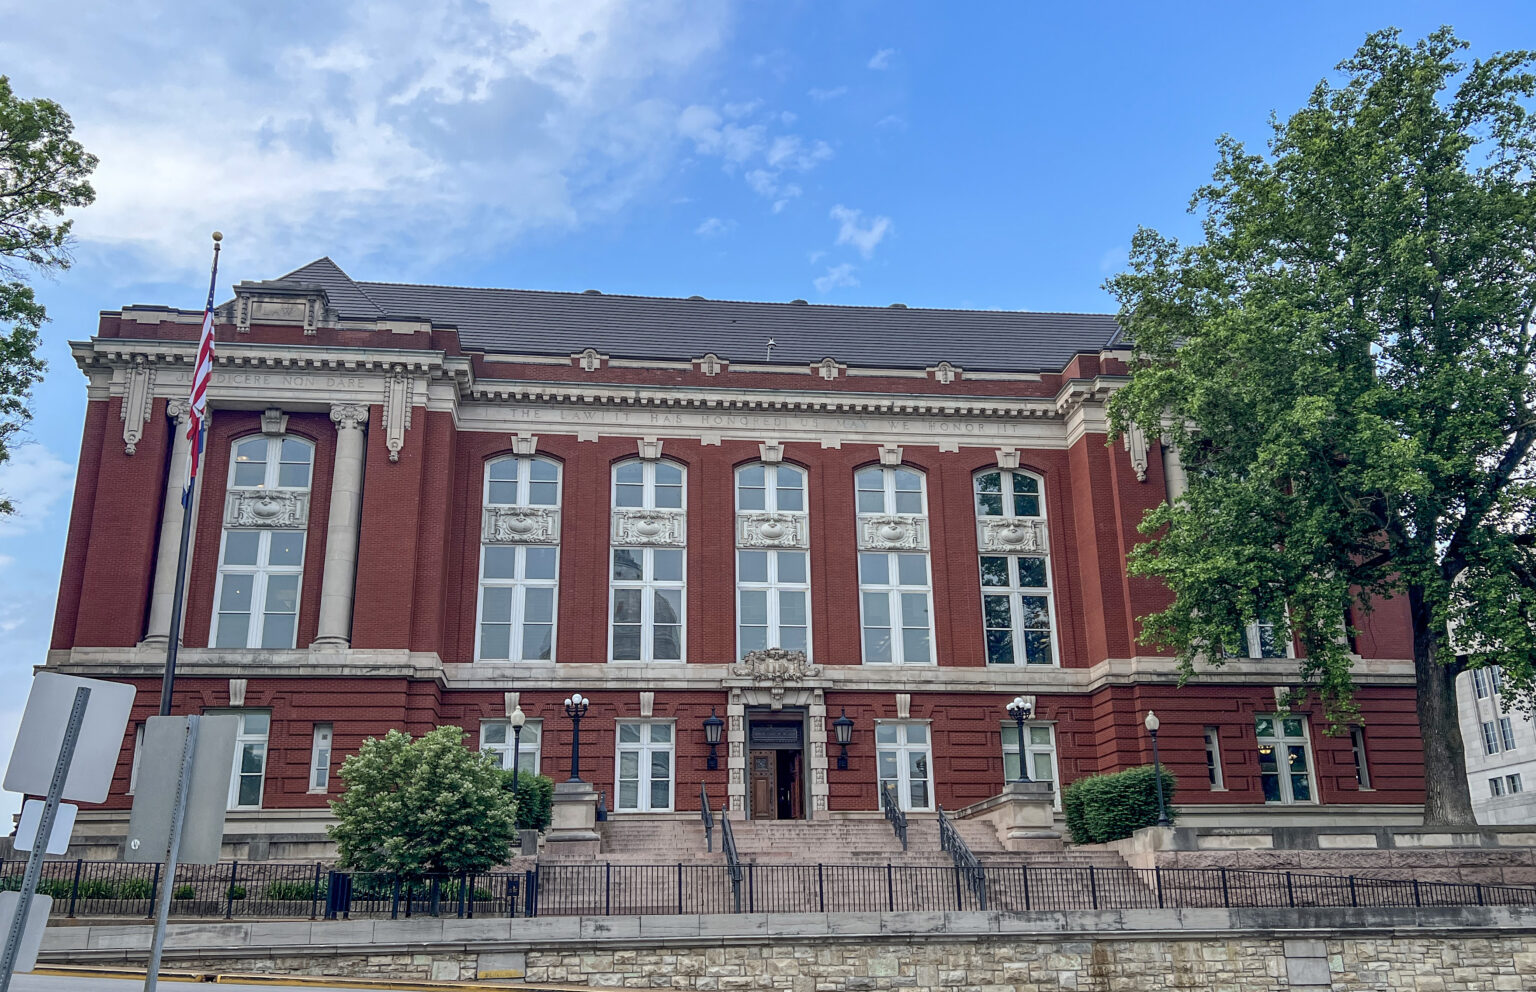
[610,458,686,663]
[735,462,810,656]
[856,465,934,665]
[478,455,561,661]
[213,434,314,649]
[974,468,1056,665]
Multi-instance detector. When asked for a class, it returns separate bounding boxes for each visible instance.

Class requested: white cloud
[868,48,897,70]
[0,445,74,537]
[722,99,763,119]
[695,217,733,237]
[830,204,893,259]
[677,105,766,164]
[0,1,734,279]
[808,86,848,102]
[814,263,859,293]
[876,114,907,130]
[766,135,833,172]
[1099,245,1127,273]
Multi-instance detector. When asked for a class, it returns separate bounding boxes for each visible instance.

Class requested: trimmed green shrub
[226,885,247,900]
[500,770,555,832]
[118,878,153,899]
[1062,765,1177,844]
[264,880,319,901]
[172,884,195,900]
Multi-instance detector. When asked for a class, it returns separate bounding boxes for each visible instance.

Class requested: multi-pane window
[1204,727,1225,790]
[737,462,804,512]
[858,553,933,664]
[737,550,809,655]
[480,719,542,774]
[974,470,1055,666]
[876,722,933,812]
[478,456,560,661]
[1232,619,1291,659]
[309,724,332,793]
[615,460,684,509]
[227,711,270,810]
[1483,721,1502,755]
[1492,776,1507,797]
[1509,773,1524,794]
[856,466,923,515]
[1474,669,1492,698]
[1349,726,1371,789]
[1002,723,1059,804]
[1255,714,1314,804]
[1500,717,1517,752]
[615,721,673,812]
[611,549,684,662]
[213,435,313,650]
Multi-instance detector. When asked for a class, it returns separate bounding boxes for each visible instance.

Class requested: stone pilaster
[142,401,195,646]
[312,403,368,647]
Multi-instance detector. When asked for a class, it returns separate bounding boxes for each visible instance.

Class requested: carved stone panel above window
[612,508,686,547]
[483,506,561,544]
[858,514,929,551]
[225,490,309,528]
[977,517,1048,554]
[736,511,809,549]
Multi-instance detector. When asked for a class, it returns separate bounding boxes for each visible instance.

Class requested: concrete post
[312,404,368,648]
[143,402,194,646]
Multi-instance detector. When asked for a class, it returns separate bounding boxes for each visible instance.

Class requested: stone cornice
[74,337,474,385]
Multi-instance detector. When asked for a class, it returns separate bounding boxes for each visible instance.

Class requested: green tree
[0,76,96,510]
[328,726,518,876]
[1108,28,1536,826]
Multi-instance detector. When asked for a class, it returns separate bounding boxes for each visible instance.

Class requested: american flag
[183,239,221,503]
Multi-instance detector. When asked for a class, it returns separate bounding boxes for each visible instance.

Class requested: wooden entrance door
[750,750,776,819]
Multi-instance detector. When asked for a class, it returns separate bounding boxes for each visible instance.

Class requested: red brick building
[48,259,1425,856]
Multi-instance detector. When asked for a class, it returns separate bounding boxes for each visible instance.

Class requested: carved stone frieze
[483,506,561,544]
[736,511,809,549]
[382,366,413,462]
[225,489,309,528]
[1123,423,1150,482]
[858,514,929,551]
[611,508,686,547]
[120,361,155,454]
[730,649,821,709]
[977,517,1049,554]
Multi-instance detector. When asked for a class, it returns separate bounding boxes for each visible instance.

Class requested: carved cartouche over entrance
[731,648,821,709]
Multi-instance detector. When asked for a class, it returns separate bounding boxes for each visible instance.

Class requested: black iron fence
[5,859,1536,920]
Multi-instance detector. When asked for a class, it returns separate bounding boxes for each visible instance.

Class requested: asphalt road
[14,974,430,992]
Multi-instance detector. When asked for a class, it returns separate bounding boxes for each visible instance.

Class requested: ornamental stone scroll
[977,517,1049,554]
[736,511,808,549]
[857,513,929,551]
[225,489,309,528]
[611,507,686,547]
[483,506,561,544]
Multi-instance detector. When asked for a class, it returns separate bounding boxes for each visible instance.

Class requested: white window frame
[1474,668,1491,698]
[1500,716,1517,752]
[479,718,542,775]
[875,721,934,813]
[477,456,561,662]
[1349,725,1371,790]
[735,461,806,513]
[128,723,144,795]
[1204,727,1226,791]
[1491,776,1507,797]
[1001,722,1061,807]
[485,453,561,508]
[309,723,333,793]
[212,434,314,651]
[613,458,685,510]
[1255,713,1316,805]
[1509,773,1524,794]
[1239,619,1293,659]
[858,552,935,665]
[609,547,686,663]
[614,720,675,813]
[974,469,1058,667]
[1483,720,1502,755]
[855,465,926,516]
[221,710,271,810]
[736,549,811,659]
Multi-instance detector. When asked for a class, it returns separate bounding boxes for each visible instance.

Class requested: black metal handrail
[937,806,987,909]
[700,784,714,854]
[719,812,744,912]
[879,782,908,851]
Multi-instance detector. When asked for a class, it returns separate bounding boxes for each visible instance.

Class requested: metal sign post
[141,715,199,992]
[0,686,90,992]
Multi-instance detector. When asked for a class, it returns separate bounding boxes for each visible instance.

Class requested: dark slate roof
[269,258,1122,373]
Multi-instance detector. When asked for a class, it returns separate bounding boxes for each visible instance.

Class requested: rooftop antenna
[765,337,776,362]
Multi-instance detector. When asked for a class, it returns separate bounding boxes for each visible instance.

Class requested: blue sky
[0,1,1530,821]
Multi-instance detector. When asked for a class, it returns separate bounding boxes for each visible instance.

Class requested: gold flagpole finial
[212,231,223,242]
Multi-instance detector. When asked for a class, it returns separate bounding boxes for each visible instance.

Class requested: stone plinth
[983,781,1064,851]
[544,781,600,857]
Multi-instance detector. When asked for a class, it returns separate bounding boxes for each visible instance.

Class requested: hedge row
[1062,765,1177,844]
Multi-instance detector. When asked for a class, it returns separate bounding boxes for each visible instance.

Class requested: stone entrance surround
[41,905,1536,990]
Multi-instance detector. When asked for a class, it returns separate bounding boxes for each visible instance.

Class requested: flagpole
[158,232,221,717]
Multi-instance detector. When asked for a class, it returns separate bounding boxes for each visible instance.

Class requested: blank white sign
[3,672,137,804]
[13,800,76,855]
[0,891,52,972]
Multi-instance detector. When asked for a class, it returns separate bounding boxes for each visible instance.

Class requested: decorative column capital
[166,399,191,426]
[330,403,369,431]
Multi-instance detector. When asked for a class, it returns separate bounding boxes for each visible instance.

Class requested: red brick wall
[51,398,110,649]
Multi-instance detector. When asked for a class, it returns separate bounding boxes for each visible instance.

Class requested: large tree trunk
[1408,583,1476,826]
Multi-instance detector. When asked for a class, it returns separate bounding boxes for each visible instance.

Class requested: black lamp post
[564,693,589,783]
[1006,695,1034,783]
[1145,710,1171,827]
[703,708,724,770]
[833,708,854,770]
[509,705,526,800]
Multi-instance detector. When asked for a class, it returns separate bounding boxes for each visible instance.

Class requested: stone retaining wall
[41,906,1536,990]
